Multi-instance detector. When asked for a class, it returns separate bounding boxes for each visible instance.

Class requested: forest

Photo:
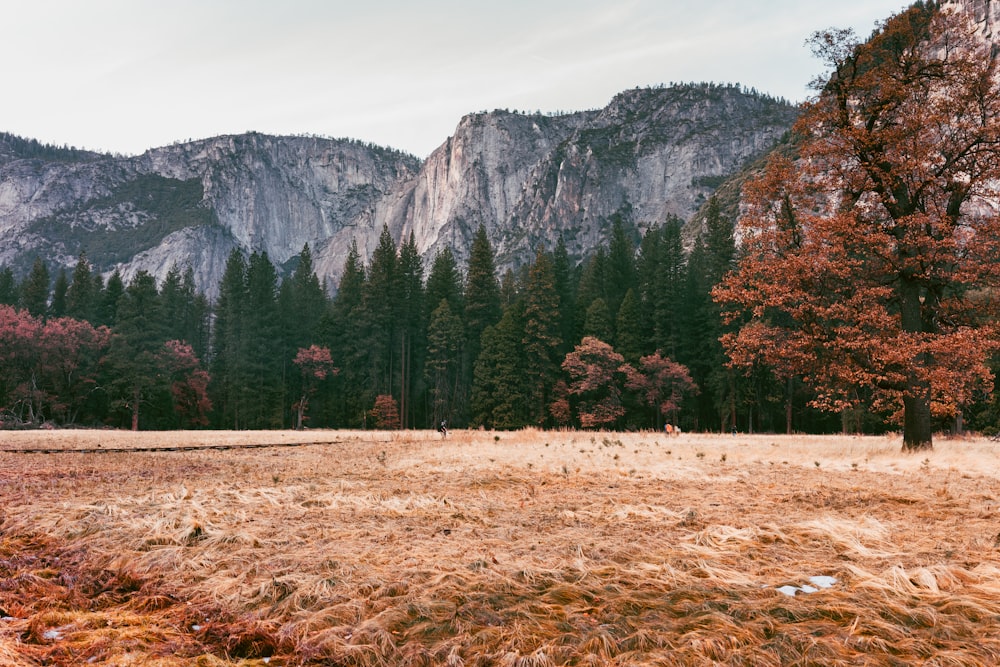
[0,195,995,436]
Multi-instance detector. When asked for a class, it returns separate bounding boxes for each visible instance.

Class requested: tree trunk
[902,388,932,450]
[899,277,933,450]
[131,386,140,432]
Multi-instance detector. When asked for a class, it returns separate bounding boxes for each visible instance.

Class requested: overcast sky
[5,1,909,158]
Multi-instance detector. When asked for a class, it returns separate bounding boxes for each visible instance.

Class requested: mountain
[0,83,798,297]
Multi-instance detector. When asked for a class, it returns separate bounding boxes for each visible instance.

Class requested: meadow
[3,429,1000,665]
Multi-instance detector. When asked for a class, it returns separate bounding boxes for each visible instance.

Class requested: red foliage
[714,7,1000,448]
[371,394,400,430]
[0,306,111,424]
[293,345,338,380]
[625,351,698,420]
[561,337,630,429]
[159,340,212,427]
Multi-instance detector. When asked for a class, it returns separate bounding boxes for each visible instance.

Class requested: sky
[4,1,910,159]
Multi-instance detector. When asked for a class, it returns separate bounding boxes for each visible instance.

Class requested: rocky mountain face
[0,84,797,297]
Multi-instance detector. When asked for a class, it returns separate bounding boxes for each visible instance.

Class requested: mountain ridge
[0,83,798,297]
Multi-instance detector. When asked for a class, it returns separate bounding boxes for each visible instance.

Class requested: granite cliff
[0,83,797,296]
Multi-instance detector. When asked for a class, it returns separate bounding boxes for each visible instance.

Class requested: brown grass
[3,429,1000,665]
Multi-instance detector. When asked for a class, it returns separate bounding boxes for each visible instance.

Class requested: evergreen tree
[0,267,17,306]
[575,249,607,338]
[680,198,736,431]
[615,288,643,364]
[638,216,685,358]
[425,247,463,320]
[521,247,562,426]
[211,250,249,428]
[285,244,327,348]
[279,245,329,426]
[397,233,425,427]
[20,257,50,318]
[605,216,638,318]
[50,269,68,318]
[464,226,502,388]
[66,253,97,322]
[98,270,125,328]
[108,271,165,429]
[362,225,399,399]
[471,303,528,428]
[583,298,613,343]
[551,236,578,354]
[426,299,464,427]
[325,240,367,426]
[243,251,282,427]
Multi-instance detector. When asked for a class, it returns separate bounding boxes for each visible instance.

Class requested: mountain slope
[0,84,797,296]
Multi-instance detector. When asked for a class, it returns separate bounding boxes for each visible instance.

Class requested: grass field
[3,429,1000,665]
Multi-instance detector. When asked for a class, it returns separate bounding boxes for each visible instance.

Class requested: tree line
[0,199,925,434]
[3,187,1000,435]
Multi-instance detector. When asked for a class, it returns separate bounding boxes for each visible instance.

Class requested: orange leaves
[717,5,1000,437]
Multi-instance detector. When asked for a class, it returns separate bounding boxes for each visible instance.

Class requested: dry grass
[3,429,1000,665]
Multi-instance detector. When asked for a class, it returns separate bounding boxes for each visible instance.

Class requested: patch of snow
[777,575,838,597]
[43,629,63,640]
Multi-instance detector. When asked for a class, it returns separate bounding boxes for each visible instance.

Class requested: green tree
[362,225,399,399]
[20,257,50,318]
[108,271,165,430]
[97,270,125,328]
[211,250,249,428]
[463,225,502,414]
[397,233,424,427]
[50,269,68,318]
[0,267,17,306]
[66,253,97,322]
[521,248,562,426]
[325,240,367,426]
[243,251,282,428]
[472,303,528,428]
[426,299,465,427]
[582,298,613,343]
[615,288,643,364]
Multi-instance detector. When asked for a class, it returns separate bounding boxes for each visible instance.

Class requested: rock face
[0,84,797,297]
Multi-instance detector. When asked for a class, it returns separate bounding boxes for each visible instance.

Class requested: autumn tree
[715,5,1000,450]
[292,344,337,430]
[561,337,630,429]
[625,351,698,429]
[371,393,400,430]
[160,340,212,428]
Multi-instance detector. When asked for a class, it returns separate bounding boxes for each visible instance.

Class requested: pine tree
[464,226,501,374]
[244,251,282,428]
[426,299,464,427]
[0,267,17,306]
[605,216,638,318]
[211,250,248,428]
[425,247,463,320]
[582,298,613,343]
[50,269,68,318]
[362,225,399,399]
[397,233,424,427]
[108,271,165,430]
[471,303,528,428]
[325,240,367,426]
[521,247,562,426]
[551,236,577,355]
[98,270,125,328]
[615,288,643,364]
[66,253,97,322]
[575,249,607,338]
[20,257,50,318]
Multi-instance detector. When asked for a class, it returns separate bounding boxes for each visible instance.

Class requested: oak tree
[716,5,1000,449]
